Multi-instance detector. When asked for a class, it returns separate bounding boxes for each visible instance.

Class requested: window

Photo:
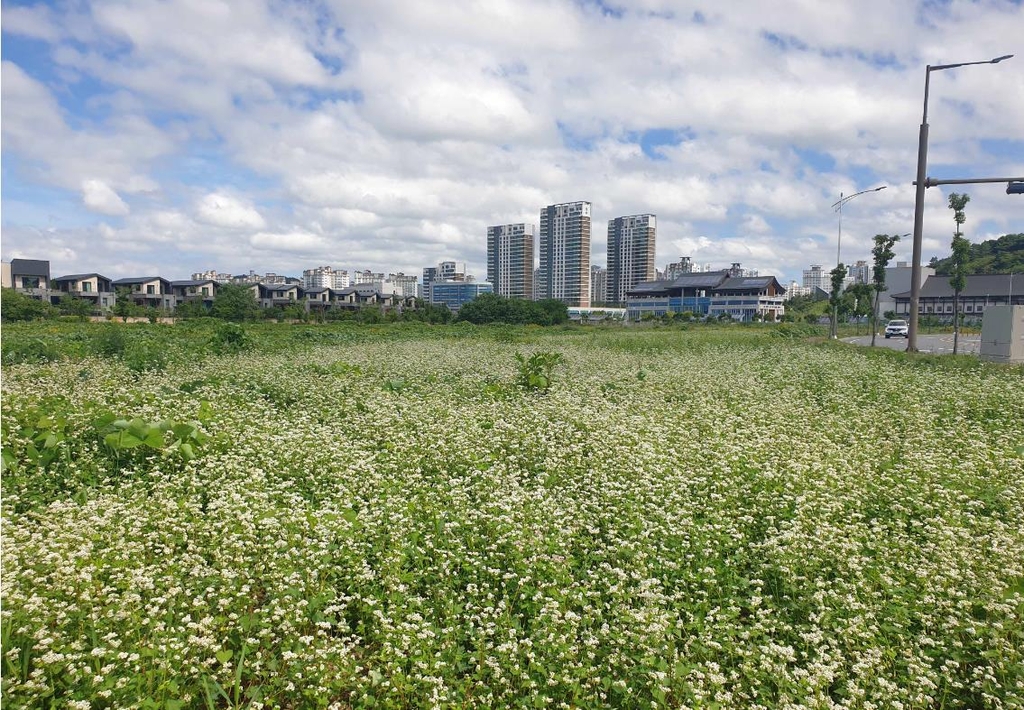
[945,304,953,313]
[22,276,40,289]
[147,285,155,295]
[82,282,92,292]
[202,287,209,296]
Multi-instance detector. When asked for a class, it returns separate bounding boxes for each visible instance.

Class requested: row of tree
[825,191,976,352]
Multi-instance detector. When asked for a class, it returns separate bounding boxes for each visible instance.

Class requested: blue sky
[2,0,1022,283]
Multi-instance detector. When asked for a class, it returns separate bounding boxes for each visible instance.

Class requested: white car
[885,319,909,338]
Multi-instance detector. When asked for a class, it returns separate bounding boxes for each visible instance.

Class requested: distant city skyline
[2,1,1022,284]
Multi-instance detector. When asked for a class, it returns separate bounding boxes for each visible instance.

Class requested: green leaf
[215,649,233,664]
[165,701,183,710]
[179,443,195,461]
[342,509,359,524]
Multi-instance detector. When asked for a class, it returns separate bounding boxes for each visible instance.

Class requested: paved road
[843,334,981,355]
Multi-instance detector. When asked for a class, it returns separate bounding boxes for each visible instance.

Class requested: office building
[487,224,535,300]
[539,201,591,307]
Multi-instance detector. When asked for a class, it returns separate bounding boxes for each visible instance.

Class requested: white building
[607,214,656,305]
[539,201,591,308]
[487,224,535,300]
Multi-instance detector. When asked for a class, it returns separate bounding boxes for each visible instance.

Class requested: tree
[947,193,971,355]
[113,287,140,322]
[870,233,900,346]
[1,288,56,321]
[211,283,260,322]
[56,293,94,320]
[845,282,874,332]
[829,263,847,338]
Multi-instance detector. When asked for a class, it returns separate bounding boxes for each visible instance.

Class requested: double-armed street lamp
[907,54,1014,352]
[830,185,886,338]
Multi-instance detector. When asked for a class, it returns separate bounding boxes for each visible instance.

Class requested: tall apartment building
[487,224,535,300]
[191,269,233,282]
[302,266,350,290]
[607,214,656,305]
[590,265,608,305]
[803,264,829,292]
[387,272,419,298]
[849,260,870,285]
[538,201,591,307]
[352,270,385,285]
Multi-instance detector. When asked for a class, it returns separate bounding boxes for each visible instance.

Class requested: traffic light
[1008,181,1024,195]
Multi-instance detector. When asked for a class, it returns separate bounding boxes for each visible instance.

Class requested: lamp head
[992,54,1014,63]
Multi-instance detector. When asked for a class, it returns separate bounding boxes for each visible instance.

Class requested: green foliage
[871,234,901,345]
[1,288,56,322]
[94,413,209,465]
[457,293,569,326]
[2,325,1024,708]
[514,351,563,392]
[113,287,140,321]
[930,232,1024,275]
[211,283,260,322]
[209,322,251,354]
[1,337,60,364]
[57,293,94,320]
[174,299,210,319]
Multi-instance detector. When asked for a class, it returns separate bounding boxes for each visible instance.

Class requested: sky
[2,0,1023,285]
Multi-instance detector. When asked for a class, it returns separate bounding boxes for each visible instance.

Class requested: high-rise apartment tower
[487,224,535,299]
[607,214,656,305]
[538,201,591,307]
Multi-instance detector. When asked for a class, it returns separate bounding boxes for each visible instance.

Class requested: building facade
[590,265,608,306]
[487,223,535,300]
[803,264,829,292]
[891,273,1023,320]
[626,271,787,322]
[607,214,656,305]
[430,281,493,313]
[539,201,591,308]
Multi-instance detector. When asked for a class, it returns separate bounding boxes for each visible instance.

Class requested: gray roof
[716,276,784,292]
[670,272,730,288]
[892,273,1019,299]
[170,279,216,287]
[10,259,50,277]
[263,283,298,292]
[113,276,169,285]
[54,273,109,282]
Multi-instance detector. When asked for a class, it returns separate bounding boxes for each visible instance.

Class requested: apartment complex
[302,266,350,290]
[486,223,535,300]
[538,201,591,308]
[606,214,656,305]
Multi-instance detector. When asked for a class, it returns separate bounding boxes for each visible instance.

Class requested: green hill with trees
[929,233,1024,275]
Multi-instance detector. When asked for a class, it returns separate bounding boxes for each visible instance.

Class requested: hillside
[929,233,1024,275]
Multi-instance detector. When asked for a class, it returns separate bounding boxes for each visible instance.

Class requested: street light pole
[907,54,1013,352]
[830,185,886,338]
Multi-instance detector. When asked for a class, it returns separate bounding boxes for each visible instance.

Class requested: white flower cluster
[2,328,1022,708]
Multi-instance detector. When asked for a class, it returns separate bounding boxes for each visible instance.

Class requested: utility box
[979,305,1024,364]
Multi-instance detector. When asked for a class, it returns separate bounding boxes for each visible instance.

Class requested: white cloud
[196,193,266,229]
[1,0,1022,283]
[250,231,328,253]
[81,179,130,216]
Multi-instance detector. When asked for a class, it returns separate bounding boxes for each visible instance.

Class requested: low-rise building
[430,281,492,313]
[112,277,176,311]
[626,271,786,321]
[891,273,1023,320]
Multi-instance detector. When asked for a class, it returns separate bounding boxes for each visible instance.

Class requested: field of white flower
[3,325,1023,709]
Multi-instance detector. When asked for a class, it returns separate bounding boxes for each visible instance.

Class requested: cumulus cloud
[196,193,266,229]
[1,0,1022,282]
[81,179,130,216]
